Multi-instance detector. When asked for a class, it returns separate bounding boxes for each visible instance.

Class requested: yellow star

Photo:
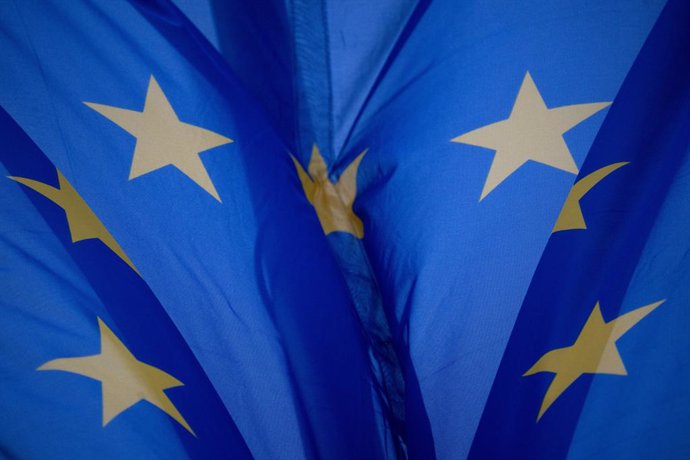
[39,318,194,435]
[85,75,232,202]
[524,299,664,421]
[452,72,611,200]
[552,162,628,233]
[9,170,137,274]
[291,145,365,238]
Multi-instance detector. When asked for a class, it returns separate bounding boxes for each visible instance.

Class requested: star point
[85,75,231,201]
[452,71,611,200]
[552,162,629,232]
[39,317,194,435]
[9,170,138,274]
[524,299,664,420]
[292,145,366,238]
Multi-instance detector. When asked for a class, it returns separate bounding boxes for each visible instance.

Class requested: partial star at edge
[39,318,194,435]
[452,72,611,201]
[9,170,138,274]
[85,75,232,202]
[524,299,664,421]
[292,145,366,238]
[552,162,629,233]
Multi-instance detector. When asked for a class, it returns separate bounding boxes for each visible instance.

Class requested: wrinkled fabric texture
[3,0,690,459]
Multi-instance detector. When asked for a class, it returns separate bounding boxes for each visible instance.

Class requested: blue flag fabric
[0,106,252,459]
[0,1,391,458]
[175,2,671,457]
[471,0,690,457]
[3,0,690,458]
[308,1,665,457]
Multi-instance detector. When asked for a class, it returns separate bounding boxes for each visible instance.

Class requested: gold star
[552,162,628,233]
[85,75,232,202]
[39,318,194,435]
[524,299,664,421]
[452,72,611,200]
[9,170,137,274]
[291,145,365,238]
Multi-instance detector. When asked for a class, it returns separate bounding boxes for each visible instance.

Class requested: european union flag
[1,1,391,458]
[282,0,666,457]
[2,0,689,458]
[472,0,690,457]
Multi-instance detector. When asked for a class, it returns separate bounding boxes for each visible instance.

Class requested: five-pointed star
[452,72,611,200]
[85,75,232,202]
[9,170,137,273]
[39,318,194,435]
[524,299,664,420]
[291,145,366,238]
